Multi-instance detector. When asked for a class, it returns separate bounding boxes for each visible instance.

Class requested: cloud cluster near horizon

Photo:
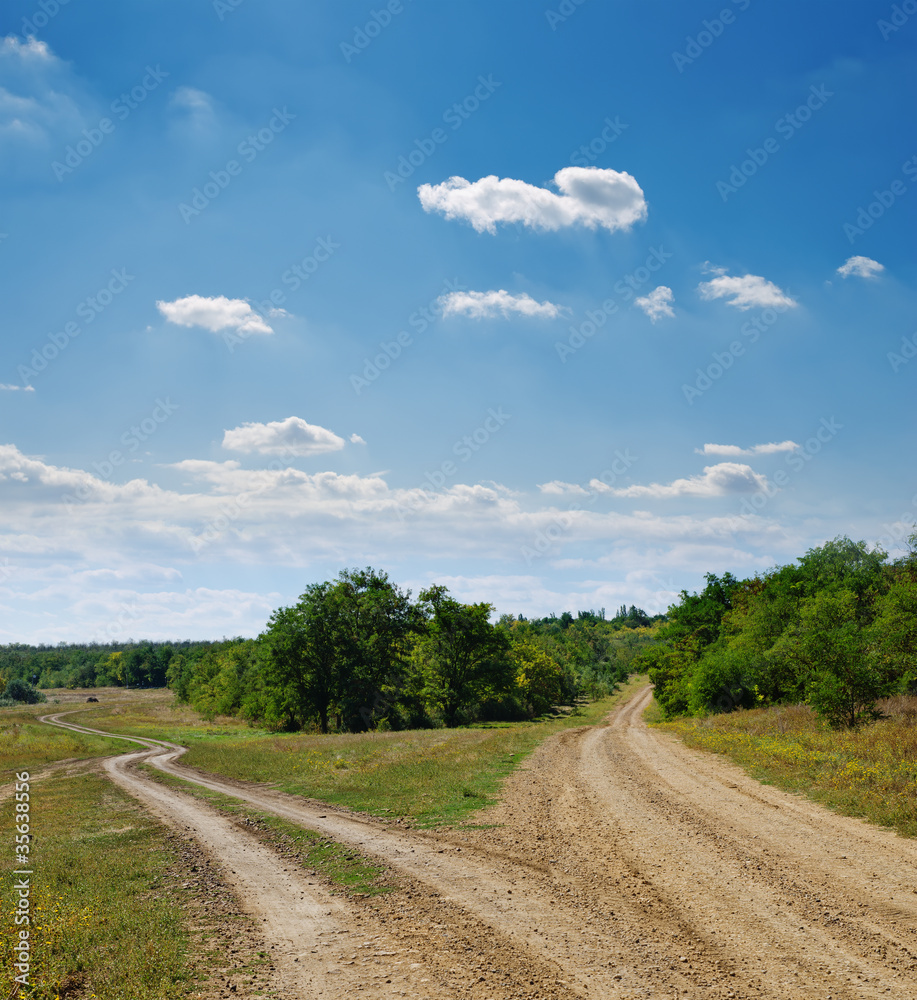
[418,166,647,234]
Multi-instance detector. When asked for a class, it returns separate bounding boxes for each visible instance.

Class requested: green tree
[774,590,885,728]
[260,581,343,733]
[417,585,513,726]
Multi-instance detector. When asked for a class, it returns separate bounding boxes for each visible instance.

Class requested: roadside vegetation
[655,694,917,837]
[638,534,917,728]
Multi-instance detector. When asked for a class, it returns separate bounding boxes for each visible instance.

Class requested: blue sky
[1,0,915,642]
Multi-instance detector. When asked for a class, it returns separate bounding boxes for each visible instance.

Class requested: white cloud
[634,285,674,322]
[0,383,34,392]
[696,441,798,457]
[603,463,769,499]
[417,166,647,234]
[222,417,347,457]
[350,433,366,445]
[439,289,565,320]
[156,295,275,335]
[836,255,884,279]
[697,273,797,311]
[701,261,728,276]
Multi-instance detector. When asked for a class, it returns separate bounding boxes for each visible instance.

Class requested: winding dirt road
[44,686,917,998]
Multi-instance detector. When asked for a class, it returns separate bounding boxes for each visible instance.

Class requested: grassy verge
[141,766,391,896]
[655,694,917,838]
[1,771,193,999]
[66,676,647,828]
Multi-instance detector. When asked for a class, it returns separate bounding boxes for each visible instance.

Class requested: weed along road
[43,687,917,999]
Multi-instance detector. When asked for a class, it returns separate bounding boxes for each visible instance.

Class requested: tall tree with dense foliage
[417,585,513,726]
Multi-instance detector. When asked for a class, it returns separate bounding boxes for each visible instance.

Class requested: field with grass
[655,694,917,838]
[1,770,198,999]
[58,676,648,828]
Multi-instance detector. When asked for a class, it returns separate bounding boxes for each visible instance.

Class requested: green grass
[141,767,391,896]
[61,677,647,828]
[655,693,917,838]
[0,705,128,781]
[0,771,193,999]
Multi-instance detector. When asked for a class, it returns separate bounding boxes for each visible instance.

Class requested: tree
[260,581,343,733]
[417,585,513,726]
[775,590,885,728]
[512,640,565,715]
[333,567,423,731]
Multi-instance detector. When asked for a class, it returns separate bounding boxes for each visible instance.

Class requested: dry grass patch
[656,694,917,837]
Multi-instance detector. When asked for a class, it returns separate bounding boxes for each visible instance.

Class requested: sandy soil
[43,685,917,999]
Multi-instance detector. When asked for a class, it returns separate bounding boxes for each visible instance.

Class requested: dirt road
[44,686,917,998]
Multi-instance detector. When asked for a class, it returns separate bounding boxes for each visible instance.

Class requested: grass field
[655,694,917,838]
[57,677,648,828]
[0,770,194,999]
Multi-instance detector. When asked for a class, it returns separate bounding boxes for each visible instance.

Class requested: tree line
[0,570,661,727]
[638,534,917,728]
[167,569,662,730]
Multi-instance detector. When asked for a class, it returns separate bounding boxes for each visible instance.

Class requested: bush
[5,678,46,704]
[687,649,760,716]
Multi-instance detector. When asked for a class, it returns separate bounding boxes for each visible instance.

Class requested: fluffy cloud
[634,286,674,322]
[156,295,280,335]
[836,255,884,279]
[417,166,647,234]
[696,441,798,457]
[222,417,347,456]
[698,272,797,311]
[439,289,565,320]
[0,384,34,392]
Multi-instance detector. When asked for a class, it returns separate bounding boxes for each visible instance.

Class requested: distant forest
[0,572,663,730]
